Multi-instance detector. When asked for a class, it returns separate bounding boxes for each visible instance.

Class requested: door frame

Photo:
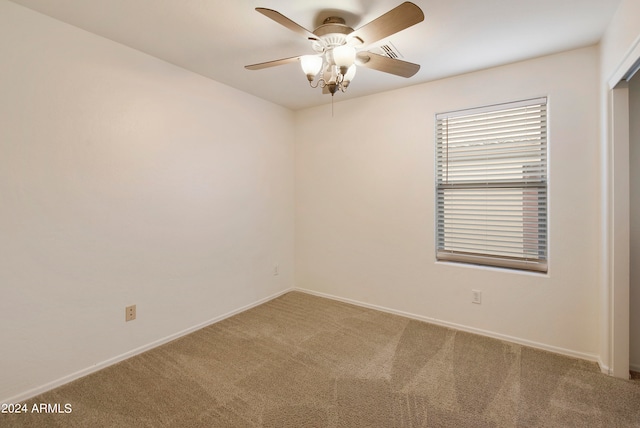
[605,38,640,378]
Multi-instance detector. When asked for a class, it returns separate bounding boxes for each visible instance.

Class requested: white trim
[608,33,640,89]
[609,84,631,379]
[630,363,640,373]
[624,57,640,82]
[1,288,294,405]
[600,82,612,375]
[598,357,612,375]
[295,287,601,364]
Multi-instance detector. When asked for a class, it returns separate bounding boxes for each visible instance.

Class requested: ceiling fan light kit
[245,2,425,97]
[301,44,357,95]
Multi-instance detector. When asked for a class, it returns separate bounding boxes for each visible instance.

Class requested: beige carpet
[3,291,639,427]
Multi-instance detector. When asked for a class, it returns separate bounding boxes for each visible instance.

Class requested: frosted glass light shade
[333,45,356,74]
[342,65,356,88]
[344,64,356,81]
[300,55,322,80]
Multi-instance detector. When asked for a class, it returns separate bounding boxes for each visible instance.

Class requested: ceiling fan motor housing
[311,17,354,54]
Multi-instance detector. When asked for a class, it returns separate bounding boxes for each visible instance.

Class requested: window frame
[434,97,548,273]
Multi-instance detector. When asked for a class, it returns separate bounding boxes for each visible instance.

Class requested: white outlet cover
[472,290,482,304]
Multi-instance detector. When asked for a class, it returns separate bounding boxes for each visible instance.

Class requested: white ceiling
[9,0,621,110]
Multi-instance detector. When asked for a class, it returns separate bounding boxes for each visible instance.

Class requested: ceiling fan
[245,2,425,96]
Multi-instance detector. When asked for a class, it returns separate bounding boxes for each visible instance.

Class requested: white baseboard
[630,363,640,373]
[597,358,612,375]
[2,287,294,405]
[295,287,601,365]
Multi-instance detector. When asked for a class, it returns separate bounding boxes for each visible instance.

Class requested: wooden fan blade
[245,56,301,70]
[348,2,424,47]
[356,52,420,78]
[256,8,318,40]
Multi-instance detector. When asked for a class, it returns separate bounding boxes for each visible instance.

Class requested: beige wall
[0,0,294,402]
[600,0,640,83]
[295,46,601,360]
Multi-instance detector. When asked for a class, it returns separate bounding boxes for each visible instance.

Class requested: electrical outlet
[273,264,279,276]
[472,290,482,305]
[125,305,136,322]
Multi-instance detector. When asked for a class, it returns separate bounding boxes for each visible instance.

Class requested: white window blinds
[435,97,548,273]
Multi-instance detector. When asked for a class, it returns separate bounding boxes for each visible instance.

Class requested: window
[435,98,547,273]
